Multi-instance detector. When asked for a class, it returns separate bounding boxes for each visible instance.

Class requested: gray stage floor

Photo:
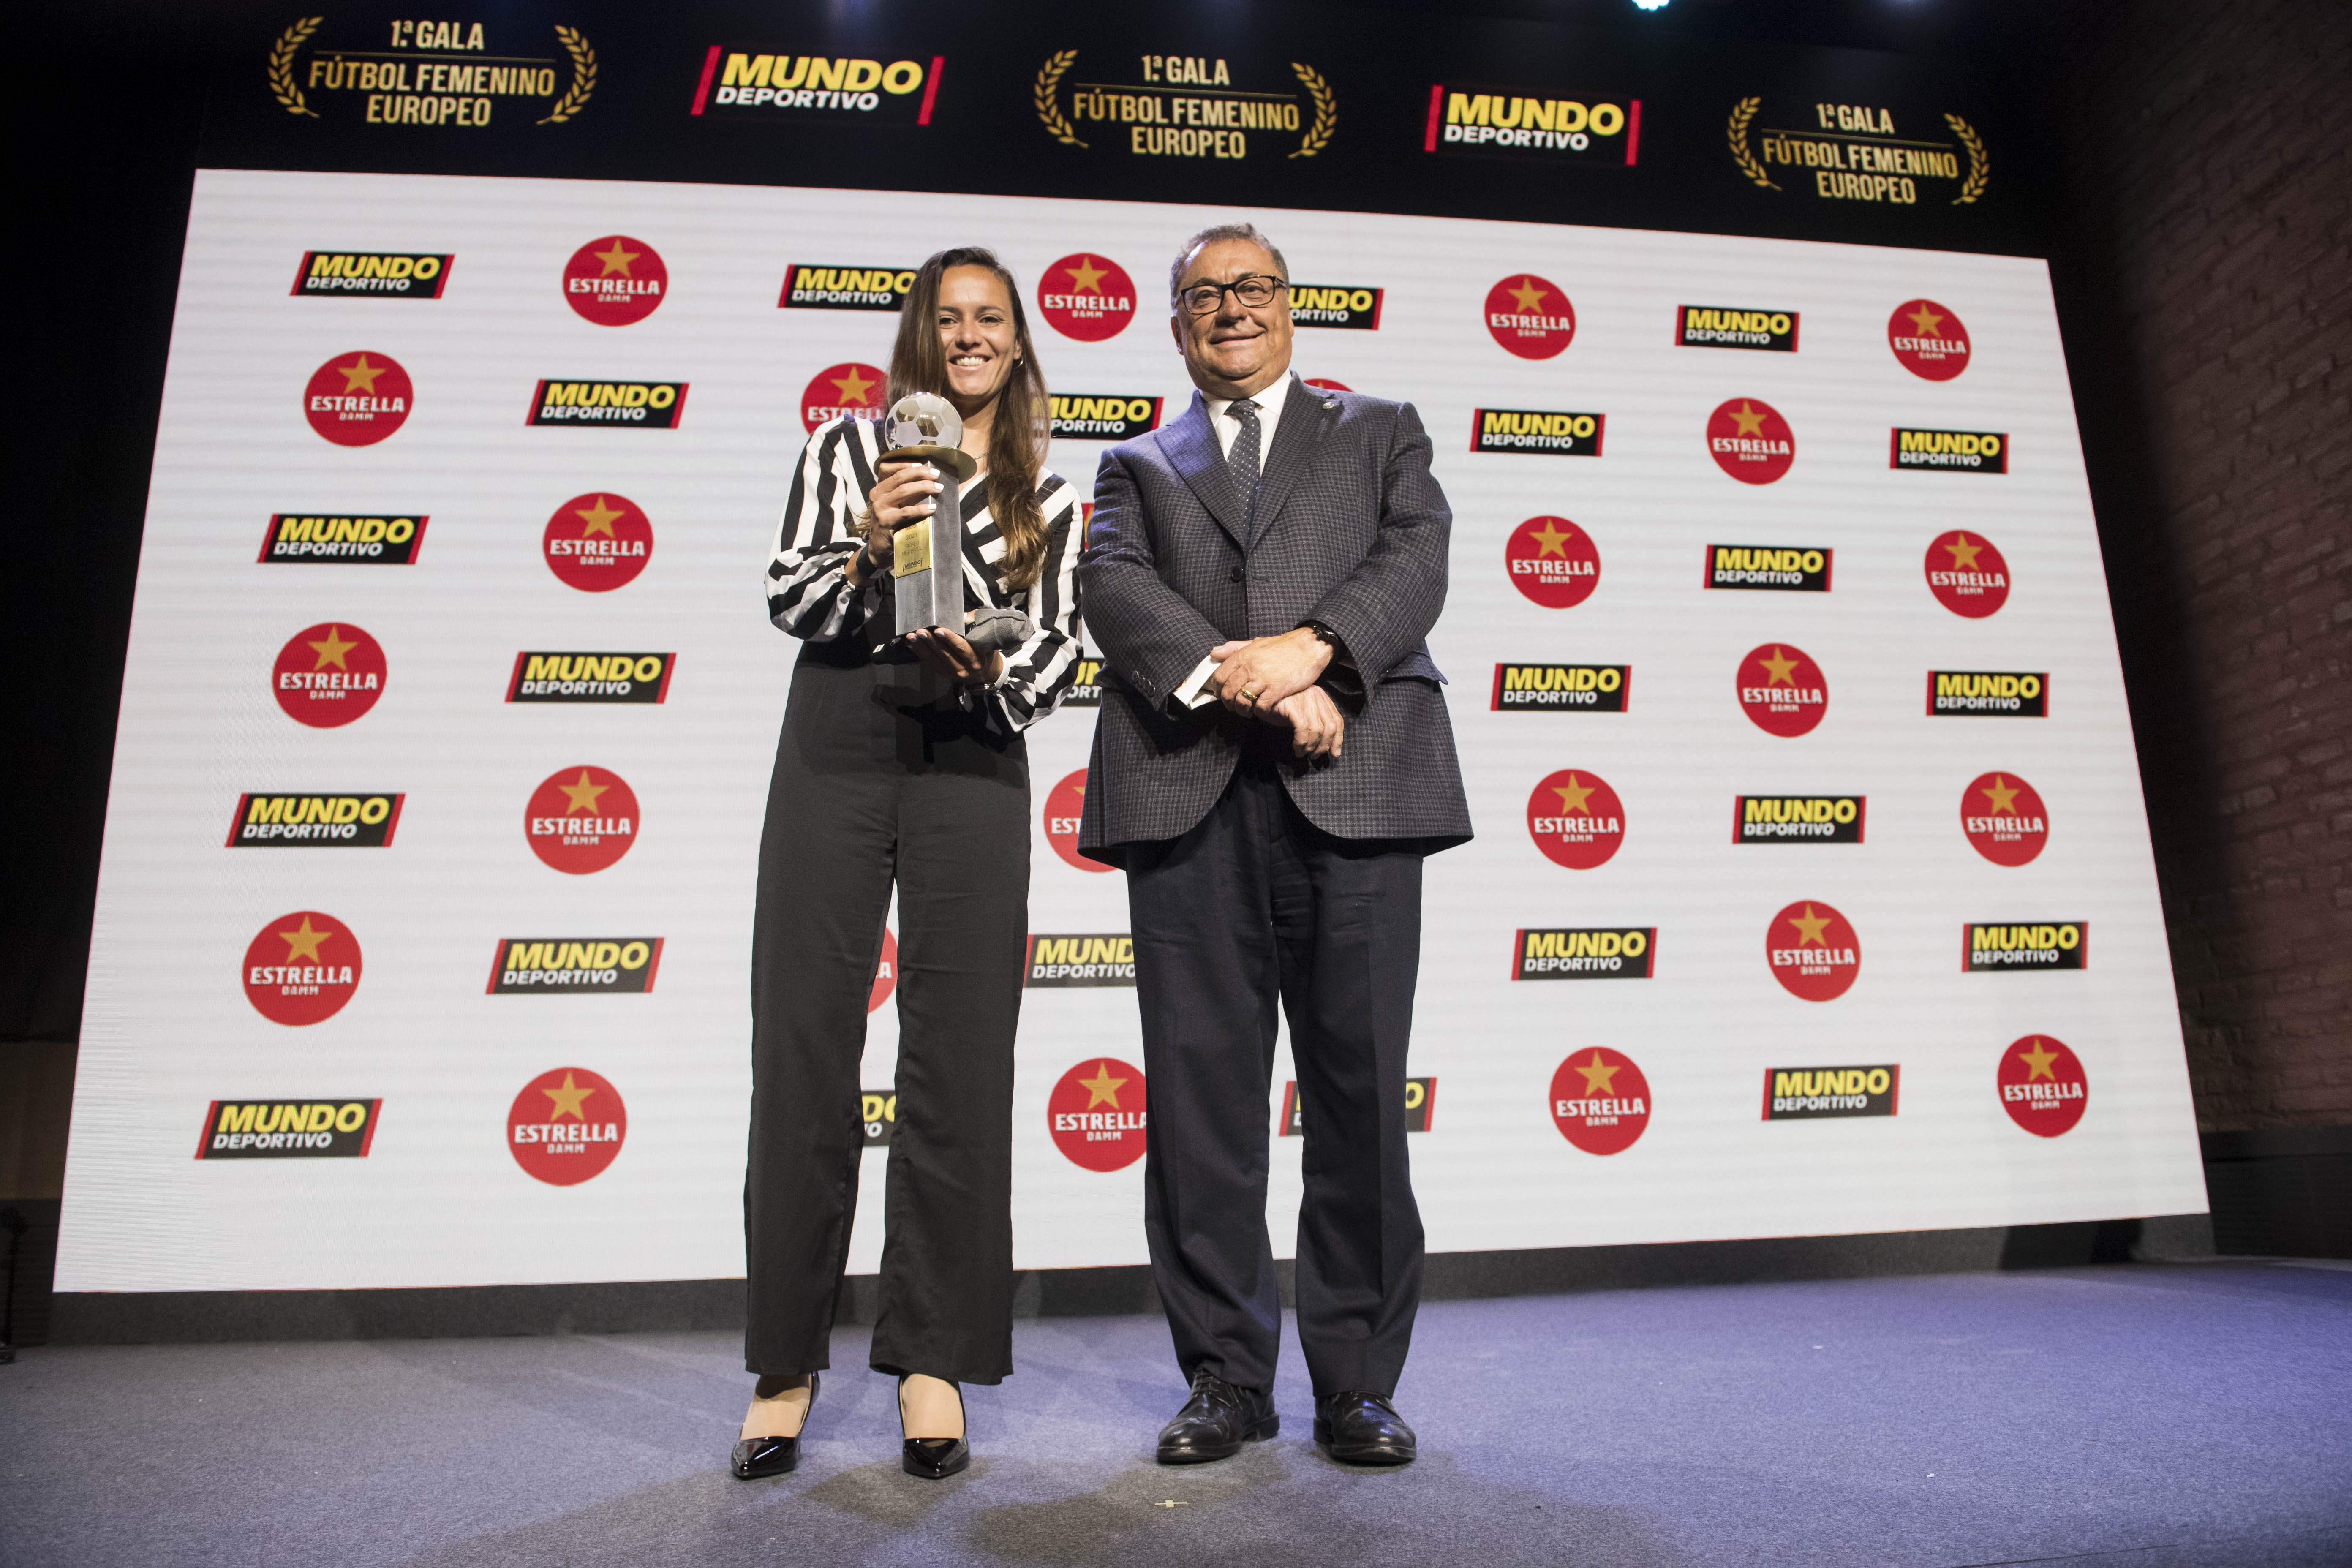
[3,1261,2349,1567]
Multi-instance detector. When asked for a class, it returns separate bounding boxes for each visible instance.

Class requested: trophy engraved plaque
[882,393,979,643]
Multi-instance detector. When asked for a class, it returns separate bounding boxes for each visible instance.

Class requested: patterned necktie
[1228,398,1262,525]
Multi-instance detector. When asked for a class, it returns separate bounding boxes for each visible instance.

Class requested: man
[1076,222,1471,1467]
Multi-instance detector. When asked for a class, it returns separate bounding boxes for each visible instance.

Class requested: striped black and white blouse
[765,414,1083,736]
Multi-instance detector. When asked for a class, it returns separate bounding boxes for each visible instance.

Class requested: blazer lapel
[1155,393,1249,548]
[1245,376,1337,545]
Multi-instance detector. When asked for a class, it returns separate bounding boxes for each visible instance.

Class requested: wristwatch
[1301,621,1343,652]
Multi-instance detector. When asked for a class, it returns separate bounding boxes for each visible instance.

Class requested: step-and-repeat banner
[57,6,2203,1295]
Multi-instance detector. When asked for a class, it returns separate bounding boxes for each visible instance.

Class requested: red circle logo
[1550,1048,1650,1155]
[1962,772,2049,866]
[508,1067,628,1185]
[1484,274,1575,359]
[1303,377,1352,393]
[1889,299,1971,381]
[1048,1058,1148,1171]
[1045,770,1107,872]
[1706,397,1794,484]
[1038,253,1137,342]
[526,766,641,874]
[1737,644,1828,737]
[1926,530,2009,617]
[869,927,898,1013]
[562,235,667,326]
[542,493,653,592]
[1526,770,1625,870]
[801,362,887,433]
[242,910,362,1026]
[1504,516,1601,609]
[1767,900,1861,1002]
[304,351,412,446]
[1998,1036,2087,1137]
[272,623,386,728]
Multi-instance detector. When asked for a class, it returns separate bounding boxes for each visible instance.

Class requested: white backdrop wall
[56,169,2205,1294]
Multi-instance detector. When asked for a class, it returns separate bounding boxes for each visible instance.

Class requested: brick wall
[2050,0,2351,1127]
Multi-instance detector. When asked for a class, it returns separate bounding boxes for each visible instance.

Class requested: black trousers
[1125,757,1427,1399]
[744,646,1029,1383]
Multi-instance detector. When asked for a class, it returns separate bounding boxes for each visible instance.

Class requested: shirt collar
[1206,371,1293,433]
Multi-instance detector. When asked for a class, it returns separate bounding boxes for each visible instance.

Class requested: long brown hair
[887,248,1051,591]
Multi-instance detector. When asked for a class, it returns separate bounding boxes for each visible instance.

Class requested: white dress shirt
[1172,373,1296,708]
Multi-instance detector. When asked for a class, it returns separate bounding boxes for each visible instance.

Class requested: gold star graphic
[1529,519,1574,557]
[1787,904,1832,946]
[830,365,877,406]
[2016,1039,2060,1081]
[1063,256,1110,295]
[1078,1062,1127,1110]
[337,355,386,394]
[1507,276,1548,314]
[308,625,358,670]
[1727,400,1768,438]
[1944,533,1984,570]
[558,770,610,815]
[1981,775,2020,815]
[1907,302,1946,337]
[1553,773,1596,816]
[573,495,624,537]
[593,240,640,277]
[543,1071,596,1121]
[1756,645,1799,686]
[1573,1051,1620,1096]
[278,916,333,964]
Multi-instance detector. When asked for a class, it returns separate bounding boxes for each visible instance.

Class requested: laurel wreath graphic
[1727,97,1775,190]
[1946,113,1989,204]
[1290,63,1337,158]
[268,17,323,118]
[537,26,596,124]
[1034,51,1085,147]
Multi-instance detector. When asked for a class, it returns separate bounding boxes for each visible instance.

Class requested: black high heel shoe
[898,1375,970,1480]
[730,1372,819,1479]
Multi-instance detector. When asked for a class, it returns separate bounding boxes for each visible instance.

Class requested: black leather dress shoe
[730,1372,819,1479]
[1156,1369,1279,1464]
[899,1376,971,1480]
[1313,1390,1416,1466]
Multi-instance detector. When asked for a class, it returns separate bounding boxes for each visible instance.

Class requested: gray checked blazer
[1075,376,1473,863]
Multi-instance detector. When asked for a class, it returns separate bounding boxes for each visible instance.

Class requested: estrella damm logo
[563,237,665,326]
[525,766,640,875]
[1514,927,1654,980]
[1526,770,1625,870]
[860,1089,896,1147]
[1737,644,1828,738]
[1282,1078,1435,1136]
[1926,531,2010,616]
[1492,663,1628,712]
[1890,299,1971,379]
[1965,922,2087,973]
[506,651,675,705]
[1472,408,1604,456]
[1426,84,1638,163]
[802,363,886,432]
[528,381,687,428]
[1763,1065,1898,1120]
[778,264,918,311]
[488,937,664,995]
[1892,427,2006,473]
[870,928,898,1013]
[1929,670,2048,716]
[1062,654,1104,708]
[265,17,592,128]
[1551,1049,1649,1154]
[1484,275,1576,358]
[1048,1059,1147,1172]
[1044,770,1108,872]
[292,252,450,299]
[544,494,653,591]
[259,514,427,565]
[1728,98,1987,207]
[1035,52,1334,162]
[304,352,411,446]
[1050,395,1163,441]
[1706,544,1829,591]
[1999,1036,2087,1137]
[508,1068,626,1185]
[228,793,403,848]
[1767,900,1860,1002]
[243,911,361,1026]
[1677,305,1797,351]
[197,1099,379,1160]
[1288,285,1383,329]
[1038,253,1139,342]
[1503,517,1601,608]
[1734,795,1865,845]
[1026,933,1136,988]
[273,623,385,728]
[1707,398,1794,483]
[691,50,940,122]
[1962,772,2050,866]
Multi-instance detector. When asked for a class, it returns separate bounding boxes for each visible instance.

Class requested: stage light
[1632,0,1670,10]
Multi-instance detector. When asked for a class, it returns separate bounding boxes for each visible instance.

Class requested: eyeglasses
[1176,273,1289,316]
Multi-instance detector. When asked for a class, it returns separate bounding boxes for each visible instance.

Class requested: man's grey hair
[1169,222,1289,309]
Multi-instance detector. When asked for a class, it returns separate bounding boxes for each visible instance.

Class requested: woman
[734,248,1081,1481]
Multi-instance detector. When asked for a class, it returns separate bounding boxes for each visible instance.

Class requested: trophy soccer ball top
[887,392,962,453]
